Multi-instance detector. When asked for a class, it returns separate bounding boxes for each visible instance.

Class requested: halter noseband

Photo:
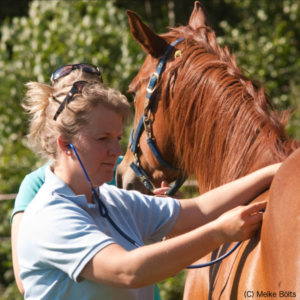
[129,38,187,196]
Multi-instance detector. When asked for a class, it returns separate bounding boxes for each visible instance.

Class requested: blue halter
[129,38,187,196]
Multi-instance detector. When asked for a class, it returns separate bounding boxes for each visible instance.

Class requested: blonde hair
[23,69,131,164]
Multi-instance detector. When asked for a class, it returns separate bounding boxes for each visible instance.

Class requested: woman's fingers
[153,181,169,194]
[242,201,267,216]
[249,222,263,231]
[153,181,182,199]
[161,181,169,188]
[247,212,264,225]
[215,200,268,243]
[153,187,170,195]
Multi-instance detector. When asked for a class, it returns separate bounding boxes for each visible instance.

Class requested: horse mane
[160,25,300,193]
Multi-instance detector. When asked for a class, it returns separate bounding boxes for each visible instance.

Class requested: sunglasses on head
[50,63,102,85]
[53,81,88,121]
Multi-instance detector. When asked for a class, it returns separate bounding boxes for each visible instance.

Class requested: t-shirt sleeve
[135,194,180,244]
[10,164,47,224]
[19,195,115,283]
[106,187,181,244]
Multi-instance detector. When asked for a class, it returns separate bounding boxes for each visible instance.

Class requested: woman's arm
[11,212,25,295]
[166,163,280,238]
[80,200,266,288]
[10,164,47,295]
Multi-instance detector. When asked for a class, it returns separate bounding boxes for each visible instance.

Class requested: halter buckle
[133,153,140,166]
[143,109,152,138]
[146,72,159,94]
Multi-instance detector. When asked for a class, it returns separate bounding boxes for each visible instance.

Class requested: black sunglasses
[53,81,88,121]
[50,63,101,85]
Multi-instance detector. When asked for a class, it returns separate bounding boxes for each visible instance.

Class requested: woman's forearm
[126,221,221,288]
[11,212,25,295]
[82,220,223,288]
[81,201,266,289]
[195,163,280,224]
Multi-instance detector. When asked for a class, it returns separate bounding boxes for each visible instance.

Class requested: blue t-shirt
[10,157,123,224]
[18,166,180,300]
[12,156,163,300]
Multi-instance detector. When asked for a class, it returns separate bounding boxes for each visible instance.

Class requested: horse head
[117,1,298,194]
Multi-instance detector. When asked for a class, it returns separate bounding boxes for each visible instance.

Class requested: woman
[16,64,278,299]
[11,65,171,299]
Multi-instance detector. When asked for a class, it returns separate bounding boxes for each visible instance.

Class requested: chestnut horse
[116,2,300,299]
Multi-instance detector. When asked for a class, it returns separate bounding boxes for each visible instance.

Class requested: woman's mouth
[102,162,115,167]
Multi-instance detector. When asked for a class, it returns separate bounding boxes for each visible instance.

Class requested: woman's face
[72,106,123,187]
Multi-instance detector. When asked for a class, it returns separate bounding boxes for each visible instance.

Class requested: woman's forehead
[83,107,123,135]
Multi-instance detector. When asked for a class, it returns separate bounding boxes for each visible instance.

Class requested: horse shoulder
[260,148,300,295]
[183,190,270,300]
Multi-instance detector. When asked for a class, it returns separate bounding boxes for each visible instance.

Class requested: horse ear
[189,1,211,30]
[127,10,169,58]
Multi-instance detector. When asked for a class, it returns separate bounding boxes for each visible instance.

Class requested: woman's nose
[109,139,122,156]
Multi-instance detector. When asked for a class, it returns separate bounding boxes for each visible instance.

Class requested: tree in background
[0,1,300,299]
[219,0,300,138]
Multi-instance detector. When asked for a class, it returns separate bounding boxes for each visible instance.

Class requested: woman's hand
[153,181,183,199]
[214,201,267,243]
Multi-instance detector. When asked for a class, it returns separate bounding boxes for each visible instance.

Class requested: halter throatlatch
[129,38,187,196]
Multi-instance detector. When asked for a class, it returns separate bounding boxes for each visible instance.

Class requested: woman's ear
[57,136,72,156]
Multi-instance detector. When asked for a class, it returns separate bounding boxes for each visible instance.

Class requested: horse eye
[126,89,136,102]
[130,91,136,99]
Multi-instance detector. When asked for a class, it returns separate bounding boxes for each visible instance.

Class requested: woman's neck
[52,163,94,204]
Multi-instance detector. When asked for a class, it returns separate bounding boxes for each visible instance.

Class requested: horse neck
[171,106,296,194]
[161,39,299,193]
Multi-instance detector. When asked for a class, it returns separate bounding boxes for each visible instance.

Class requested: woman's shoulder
[99,183,160,212]
[100,183,143,200]
[10,164,48,223]
[17,164,47,200]
[23,164,47,185]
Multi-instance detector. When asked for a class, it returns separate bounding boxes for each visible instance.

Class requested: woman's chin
[94,174,114,187]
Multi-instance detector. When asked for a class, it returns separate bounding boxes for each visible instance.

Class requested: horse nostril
[126,183,134,191]
[116,172,123,189]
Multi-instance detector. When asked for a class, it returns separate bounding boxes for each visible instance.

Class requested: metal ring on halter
[143,109,151,122]
[143,117,152,138]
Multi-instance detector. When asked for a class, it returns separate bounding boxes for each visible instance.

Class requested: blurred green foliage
[0,0,300,299]
[0,0,145,297]
[219,0,300,138]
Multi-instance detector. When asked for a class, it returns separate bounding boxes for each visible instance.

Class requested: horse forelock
[159,26,300,193]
